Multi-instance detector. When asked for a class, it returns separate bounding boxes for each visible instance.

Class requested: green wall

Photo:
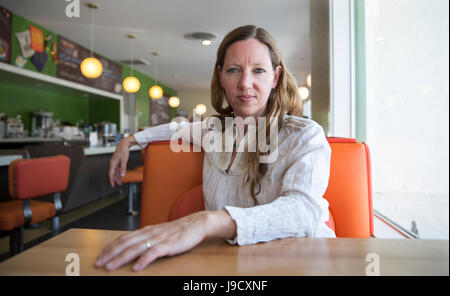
[121,63,177,127]
[11,13,58,77]
[0,7,177,132]
[0,80,88,130]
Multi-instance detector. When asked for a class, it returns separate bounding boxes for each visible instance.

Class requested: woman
[95,25,335,272]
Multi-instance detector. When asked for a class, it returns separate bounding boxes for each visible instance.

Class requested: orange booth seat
[0,155,71,255]
[140,138,373,238]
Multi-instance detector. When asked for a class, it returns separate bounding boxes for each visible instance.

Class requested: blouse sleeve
[133,120,205,149]
[224,122,336,246]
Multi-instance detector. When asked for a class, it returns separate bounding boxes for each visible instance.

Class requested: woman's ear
[272,65,282,89]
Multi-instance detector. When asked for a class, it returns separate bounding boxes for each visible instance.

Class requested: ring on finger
[145,240,153,249]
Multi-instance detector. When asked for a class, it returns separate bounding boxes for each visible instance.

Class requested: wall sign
[0,7,12,64]
[150,94,170,126]
[57,36,122,94]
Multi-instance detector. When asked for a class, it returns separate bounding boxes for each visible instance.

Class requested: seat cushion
[0,200,56,231]
[133,166,144,173]
[122,169,143,183]
[168,185,205,221]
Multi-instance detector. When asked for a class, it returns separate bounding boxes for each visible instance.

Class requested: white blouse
[134,114,336,245]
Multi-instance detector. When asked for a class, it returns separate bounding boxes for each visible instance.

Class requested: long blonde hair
[211,25,302,204]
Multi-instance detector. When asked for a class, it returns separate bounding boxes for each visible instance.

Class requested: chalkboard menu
[57,36,122,94]
[150,94,171,126]
[0,7,12,64]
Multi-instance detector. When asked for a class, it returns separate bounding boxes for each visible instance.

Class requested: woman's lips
[237,95,256,102]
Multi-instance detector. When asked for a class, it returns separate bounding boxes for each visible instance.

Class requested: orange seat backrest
[8,155,71,200]
[324,138,373,237]
[168,184,205,222]
[140,139,373,238]
[140,141,204,227]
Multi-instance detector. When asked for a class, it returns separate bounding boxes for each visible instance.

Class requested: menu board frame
[57,36,122,94]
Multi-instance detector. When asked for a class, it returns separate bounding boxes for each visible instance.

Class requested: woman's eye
[227,68,239,73]
[255,68,265,73]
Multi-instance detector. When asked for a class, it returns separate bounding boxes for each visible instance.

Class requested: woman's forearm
[123,135,138,148]
[204,210,237,240]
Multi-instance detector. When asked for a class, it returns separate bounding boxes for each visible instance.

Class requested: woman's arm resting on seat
[108,122,176,188]
[108,135,138,188]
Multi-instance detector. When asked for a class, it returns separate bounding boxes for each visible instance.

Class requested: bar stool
[0,155,70,256]
[121,167,143,216]
[121,149,144,216]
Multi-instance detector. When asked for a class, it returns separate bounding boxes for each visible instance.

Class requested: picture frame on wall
[149,93,170,126]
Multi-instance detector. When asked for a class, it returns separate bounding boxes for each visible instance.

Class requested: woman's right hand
[108,136,137,188]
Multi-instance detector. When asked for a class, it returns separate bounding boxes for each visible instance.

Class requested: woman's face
[218,38,282,119]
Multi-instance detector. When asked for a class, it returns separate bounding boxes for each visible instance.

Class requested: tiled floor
[0,192,141,263]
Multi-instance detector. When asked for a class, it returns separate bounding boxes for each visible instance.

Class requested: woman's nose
[238,70,253,90]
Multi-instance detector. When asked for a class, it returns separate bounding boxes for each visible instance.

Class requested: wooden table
[0,228,448,276]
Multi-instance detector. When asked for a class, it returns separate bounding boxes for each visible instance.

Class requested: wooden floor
[0,193,141,263]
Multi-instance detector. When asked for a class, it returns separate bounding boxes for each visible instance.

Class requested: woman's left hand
[95,211,211,272]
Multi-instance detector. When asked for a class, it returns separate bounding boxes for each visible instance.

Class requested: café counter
[0,137,142,213]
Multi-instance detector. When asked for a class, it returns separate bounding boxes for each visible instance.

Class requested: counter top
[0,154,22,166]
[83,145,142,155]
[0,137,63,143]
[0,144,141,166]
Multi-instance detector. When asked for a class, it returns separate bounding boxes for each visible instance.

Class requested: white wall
[177,89,215,119]
[365,0,449,238]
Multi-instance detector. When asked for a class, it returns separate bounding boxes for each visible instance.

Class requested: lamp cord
[90,7,94,57]
[131,38,134,77]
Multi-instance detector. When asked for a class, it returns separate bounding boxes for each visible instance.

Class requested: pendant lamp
[149,52,163,99]
[298,86,310,101]
[80,3,103,79]
[168,96,180,108]
[195,104,207,116]
[122,34,141,93]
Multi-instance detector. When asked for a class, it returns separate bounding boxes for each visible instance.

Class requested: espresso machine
[5,115,24,138]
[95,121,118,146]
[31,110,54,137]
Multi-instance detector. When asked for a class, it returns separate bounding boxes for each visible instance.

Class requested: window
[364,0,449,238]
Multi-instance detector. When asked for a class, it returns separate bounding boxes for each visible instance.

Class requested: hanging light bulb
[195,104,207,116]
[149,85,163,99]
[122,34,141,93]
[80,57,103,78]
[306,74,312,87]
[81,3,103,79]
[149,52,163,99]
[168,96,180,108]
[298,86,310,101]
[123,76,141,93]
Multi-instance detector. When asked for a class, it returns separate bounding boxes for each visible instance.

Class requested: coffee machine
[95,121,117,146]
[5,115,24,138]
[31,110,54,137]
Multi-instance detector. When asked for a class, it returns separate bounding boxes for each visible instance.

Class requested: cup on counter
[89,131,99,147]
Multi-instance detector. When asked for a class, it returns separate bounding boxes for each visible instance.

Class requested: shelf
[0,62,122,100]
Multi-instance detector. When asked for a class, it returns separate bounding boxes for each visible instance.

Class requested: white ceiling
[0,0,311,92]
